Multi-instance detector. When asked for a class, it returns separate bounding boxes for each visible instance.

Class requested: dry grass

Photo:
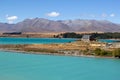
[24,41,98,51]
[0,41,107,54]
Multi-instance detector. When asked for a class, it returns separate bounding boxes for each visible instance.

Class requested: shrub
[94,48,112,56]
[94,48,101,56]
[112,48,120,58]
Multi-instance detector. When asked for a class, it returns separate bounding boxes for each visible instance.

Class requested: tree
[94,48,112,56]
[94,48,101,56]
[112,48,120,58]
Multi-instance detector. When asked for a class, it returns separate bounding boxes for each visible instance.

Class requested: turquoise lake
[0,37,76,44]
[98,39,120,43]
[0,37,119,44]
[0,37,120,80]
[0,51,120,80]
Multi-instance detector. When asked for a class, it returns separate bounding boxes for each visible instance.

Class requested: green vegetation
[54,32,120,39]
[94,48,120,58]
[91,32,120,39]
[54,32,82,38]
[94,48,112,56]
[112,48,120,58]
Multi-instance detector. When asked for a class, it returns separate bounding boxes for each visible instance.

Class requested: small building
[81,35,91,42]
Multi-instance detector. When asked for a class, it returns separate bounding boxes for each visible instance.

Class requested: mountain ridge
[0,18,120,32]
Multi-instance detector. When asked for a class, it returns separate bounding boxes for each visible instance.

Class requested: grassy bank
[0,41,120,58]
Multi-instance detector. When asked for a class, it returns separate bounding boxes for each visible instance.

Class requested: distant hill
[0,18,120,33]
[59,19,120,32]
[0,23,15,32]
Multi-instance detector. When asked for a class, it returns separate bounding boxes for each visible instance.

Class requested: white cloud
[110,13,115,17]
[101,13,107,18]
[6,15,18,24]
[46,12,60,17]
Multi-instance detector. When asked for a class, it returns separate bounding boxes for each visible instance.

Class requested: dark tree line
[54,32,120,39]
[91,32,120,39]
[54,32,82,38]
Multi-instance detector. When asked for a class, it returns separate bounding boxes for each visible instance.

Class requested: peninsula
[0,39,120,58]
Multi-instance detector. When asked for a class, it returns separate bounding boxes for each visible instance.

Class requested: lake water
[0,37,120,80]
[0,51,120,80]
[0,37,119,44]
[0,37,76,44]
[98,39,119,43]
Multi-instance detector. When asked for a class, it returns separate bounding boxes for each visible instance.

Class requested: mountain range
[0,18,120,33]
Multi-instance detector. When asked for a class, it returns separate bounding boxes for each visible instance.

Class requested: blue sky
[0,0,120,23]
